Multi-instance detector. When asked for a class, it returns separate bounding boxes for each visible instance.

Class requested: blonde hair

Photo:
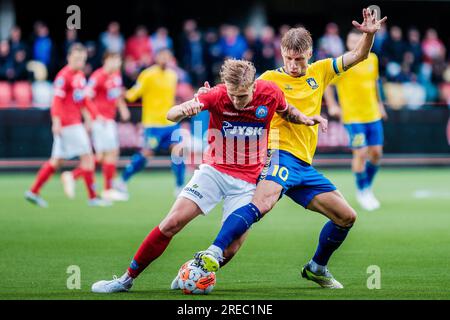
[220,59,256,88]
[281,27,313,53]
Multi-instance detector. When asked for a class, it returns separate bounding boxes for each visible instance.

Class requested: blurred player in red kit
[24,43,110,207]
[61,52,131,202]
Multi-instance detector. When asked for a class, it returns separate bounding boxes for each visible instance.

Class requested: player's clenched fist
[181,99,204,117]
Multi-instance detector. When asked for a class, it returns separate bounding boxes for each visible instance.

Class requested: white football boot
[301,262,343,289]
[91,275,133,293]
[113,178,128,194]
[194,249,223,272]
[356,189,376,211]
[102,189,129,202]
[366,189,380,210]
[88,198,112,207]
[24,190,48,208]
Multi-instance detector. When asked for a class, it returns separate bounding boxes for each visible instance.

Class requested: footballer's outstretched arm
[278,104,328,133]
[341,7,387,70]
[167,99,204,123]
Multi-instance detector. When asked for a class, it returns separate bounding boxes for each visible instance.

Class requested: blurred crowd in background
[1,19,450,110]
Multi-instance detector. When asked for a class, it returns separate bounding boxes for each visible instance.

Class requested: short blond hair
[281,27,313,53]
[220,59,256,88]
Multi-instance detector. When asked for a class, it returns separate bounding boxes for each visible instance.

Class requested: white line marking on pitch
[413,190,450,199]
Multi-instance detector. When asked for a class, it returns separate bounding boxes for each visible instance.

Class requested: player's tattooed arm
[167,99,204,123]
[279,104,328,132]
[342,7,387,71]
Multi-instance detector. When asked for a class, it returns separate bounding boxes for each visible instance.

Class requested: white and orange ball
[177,259,216,295]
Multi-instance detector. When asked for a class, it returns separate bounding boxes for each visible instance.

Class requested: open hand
[352,7,387,34]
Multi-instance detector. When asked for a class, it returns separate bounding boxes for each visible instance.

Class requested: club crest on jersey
[306,77,319,90]
[255,105,268,119]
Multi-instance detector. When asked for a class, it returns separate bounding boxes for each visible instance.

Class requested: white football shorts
[92,119,119,153]
[179,164,256,222]
[51,123,92,159]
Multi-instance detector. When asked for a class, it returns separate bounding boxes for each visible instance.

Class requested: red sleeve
[85,97,99,119]
[53,75,67,99]
[51,96,64,118]
[197,87,221,111]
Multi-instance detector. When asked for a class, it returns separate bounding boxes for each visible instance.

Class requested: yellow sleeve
[371,53,379,80]
[315,58,345,87]
[125,70,148,102]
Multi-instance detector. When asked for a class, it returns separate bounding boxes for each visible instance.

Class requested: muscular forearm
[167,102,191,123]
[280,105,309,125]
[343,32,375,70]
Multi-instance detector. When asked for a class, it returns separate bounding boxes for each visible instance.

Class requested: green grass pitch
[0,168,449,300]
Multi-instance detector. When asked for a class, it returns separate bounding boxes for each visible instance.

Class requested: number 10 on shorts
[271,165,289,181]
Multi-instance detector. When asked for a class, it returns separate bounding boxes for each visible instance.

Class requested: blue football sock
[312,220,352,267]
[171,161,185,188]
[122,153,147,182]
[212,203,262,252]
[365,161,379,187]
[354,172,368,191]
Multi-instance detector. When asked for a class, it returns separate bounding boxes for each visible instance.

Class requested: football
[177,259,216,295]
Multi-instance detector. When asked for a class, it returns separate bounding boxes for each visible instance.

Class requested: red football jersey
[51,65,87,127]
[197,79,288,184]
[86,67,124,120]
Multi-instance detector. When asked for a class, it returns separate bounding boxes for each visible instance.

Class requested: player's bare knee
[369,149,382,163]
[159,215,183,237]
[339,207,357,227]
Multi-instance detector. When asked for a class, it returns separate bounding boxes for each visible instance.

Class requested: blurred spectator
[84,41,101,77]
[8,26,27,56]
[373,23,388,55]
[316,22,344,59]
[382,26,407,64]
[243,25,261,64]
[274,24,290,66]
[182,30,206,87]
[0,41,30,82]
[219,25,248,59]
[406,28,422,73]
[125,25,152,64]
[403,79,427,110]
[203,28,222,83]
[63,29,78,57]
[421,28,446,64]
[179,19,198,60]
[27,61,53,109]
[100,21,125,54]
[151,27,173,53]
[0,40,12,80]
[259,26,276,71]
[31,21,54,72]
[10,49,31,81]
[382,26,408,80]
